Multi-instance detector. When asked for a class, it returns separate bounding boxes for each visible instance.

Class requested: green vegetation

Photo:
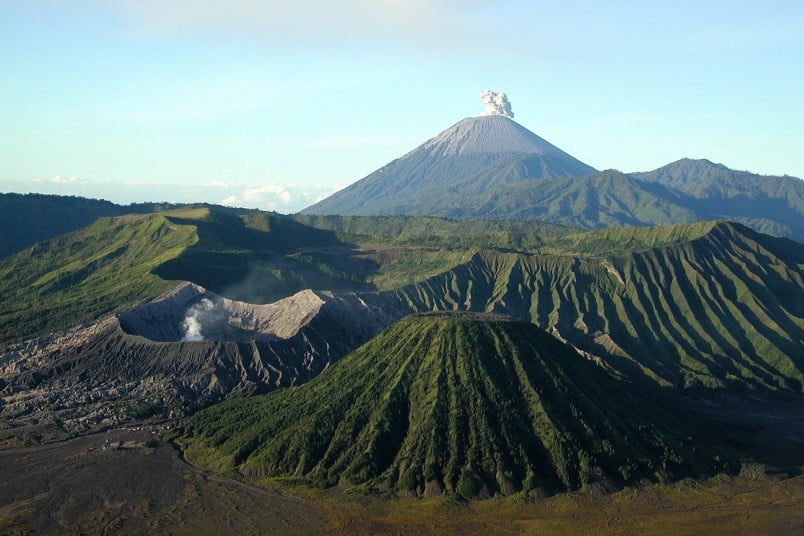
[124,400,164,420]
[2,207,801,397]
[0,208,370,344]
[292,214,573,251]
[149,208,378,303]
[1,198,801,395]
[293,214,576,289]
[0,207,574,344]
[182,313,726,497]
[0,192,202,259]
[0,213,196,343]
[634,158,804,241]
[545,220,719,256]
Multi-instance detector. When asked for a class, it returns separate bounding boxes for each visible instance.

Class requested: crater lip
[118,283,326,343]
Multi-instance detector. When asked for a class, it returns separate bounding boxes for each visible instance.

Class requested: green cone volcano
[183,313,726,498]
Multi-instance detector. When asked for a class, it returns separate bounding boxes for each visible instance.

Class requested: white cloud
[203,180,239,188]
[242,183,293,205]
[219,182,340,213]
[123,178,163,186]
[51,176,78,184]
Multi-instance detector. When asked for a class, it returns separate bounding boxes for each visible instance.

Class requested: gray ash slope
[302,115,596,218]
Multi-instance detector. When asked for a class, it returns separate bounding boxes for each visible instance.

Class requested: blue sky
[1,1,802,212]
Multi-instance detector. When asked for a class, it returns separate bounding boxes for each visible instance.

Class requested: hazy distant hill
[633,158,804,240]
[0,193,126,259]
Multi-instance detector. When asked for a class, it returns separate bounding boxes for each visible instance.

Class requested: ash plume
[180,298,215,341]
[479,90,514,118]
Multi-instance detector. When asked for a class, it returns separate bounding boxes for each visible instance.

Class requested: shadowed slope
[0,193,196,259]
[633,158,804,241]
[183,313,726,498]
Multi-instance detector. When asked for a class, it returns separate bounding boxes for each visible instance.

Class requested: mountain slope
[3,215,800,395]
[633,159,804,240]
[2,217,801,439]
[302,115,596,217]
[183,313,726,497]
[0,283,397,435]
[376,222,804,392]
[473,170,699,226]
[0,205,575,346]
[0,212,197,344]
[0,193,125,259]
[0,193,196,260]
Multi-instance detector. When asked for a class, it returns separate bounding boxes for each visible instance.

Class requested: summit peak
[302,113,595,217]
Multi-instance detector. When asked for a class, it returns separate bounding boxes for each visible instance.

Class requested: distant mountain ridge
[302,117,804,242]
[631,158,804,235]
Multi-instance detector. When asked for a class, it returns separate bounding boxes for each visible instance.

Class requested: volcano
[182,313,726,498]
[301,115,595,218]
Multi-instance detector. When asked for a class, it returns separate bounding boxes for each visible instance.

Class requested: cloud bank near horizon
[1,177,338,214]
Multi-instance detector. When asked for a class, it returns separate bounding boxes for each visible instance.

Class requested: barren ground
[1,423,802,535]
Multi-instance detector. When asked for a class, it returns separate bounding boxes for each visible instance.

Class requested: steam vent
[118,283,327,343]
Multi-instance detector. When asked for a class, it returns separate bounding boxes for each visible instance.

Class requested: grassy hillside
[292,214,573,250]
[0,192,202,259]
[182,313,726,497]
[0,213,197,343]
[545,221,719,256]
[293,214,575,289]
[149,208,379,303]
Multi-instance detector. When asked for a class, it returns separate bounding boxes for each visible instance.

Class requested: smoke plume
[181,298,215,341]
[479,90,514,118]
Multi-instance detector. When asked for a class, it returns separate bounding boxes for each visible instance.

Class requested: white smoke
[479,90,514,118]
[180,298,215,342]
